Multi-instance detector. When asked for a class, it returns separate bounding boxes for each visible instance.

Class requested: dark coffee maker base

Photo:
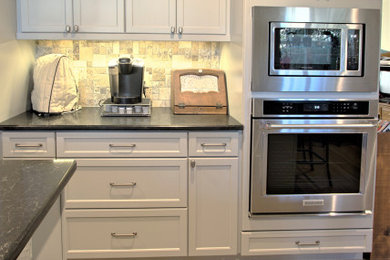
[112,96,142,104]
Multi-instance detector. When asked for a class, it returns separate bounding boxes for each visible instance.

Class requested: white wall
[220,0,244,123]
[382,0,390,50]
[0,0,35,122]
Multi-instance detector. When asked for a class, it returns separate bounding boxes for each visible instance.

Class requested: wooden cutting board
[171,69,228,115]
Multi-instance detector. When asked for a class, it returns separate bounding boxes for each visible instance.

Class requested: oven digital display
[303,103,329,112]
[262,101,369,115]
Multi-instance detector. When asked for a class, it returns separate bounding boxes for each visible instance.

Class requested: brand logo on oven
[303,200,325,207]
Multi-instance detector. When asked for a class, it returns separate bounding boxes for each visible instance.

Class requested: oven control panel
[263,101,369,115]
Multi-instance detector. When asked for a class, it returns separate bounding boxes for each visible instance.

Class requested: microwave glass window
[273,27,341,70]
[266,133,362,195]
[347,29,361,71]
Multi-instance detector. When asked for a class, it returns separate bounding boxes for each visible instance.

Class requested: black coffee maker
[109,57,144,104]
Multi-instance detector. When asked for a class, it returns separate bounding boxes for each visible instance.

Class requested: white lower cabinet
[241,230,372,256]
[63,209,187,259]
[1,130,241,259]
[188,158,238,256]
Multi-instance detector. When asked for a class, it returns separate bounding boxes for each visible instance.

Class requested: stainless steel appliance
[250,98,378,215]
[251,7,381,92]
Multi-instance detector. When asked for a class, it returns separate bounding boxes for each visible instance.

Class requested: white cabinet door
[73,0,124,33]
[19,0,72,32]
[125,0,176,34]
[176,0,227,35]
[63,209,187,258]
[64,158,187,209]
[241,230,373,256]
[188,157,238,256]
[32,199,63,260]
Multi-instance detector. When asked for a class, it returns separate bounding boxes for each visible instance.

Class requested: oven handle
[265,123,377,129]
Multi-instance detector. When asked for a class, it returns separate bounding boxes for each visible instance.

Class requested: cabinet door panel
[177,0,226,35]
[64,158,187,208]
[125,0,176,33]
[63,209,187,258]
[20,0,71,32]
[73,0,124,33]
[2,131,56,158]
[241,230,372,256]
[56,131,187,158]
[189,158,238,256]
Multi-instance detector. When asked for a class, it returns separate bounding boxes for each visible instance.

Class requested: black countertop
[0,160,77,260]
[0,107,243,131]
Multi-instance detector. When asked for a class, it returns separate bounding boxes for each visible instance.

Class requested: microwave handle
[265,123,376,129]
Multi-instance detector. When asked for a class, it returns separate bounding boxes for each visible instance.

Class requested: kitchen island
[0,160,76,260]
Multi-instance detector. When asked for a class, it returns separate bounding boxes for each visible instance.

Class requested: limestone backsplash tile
[35,40,221,107]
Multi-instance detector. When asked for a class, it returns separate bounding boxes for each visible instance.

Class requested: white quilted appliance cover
[31,54,79,114]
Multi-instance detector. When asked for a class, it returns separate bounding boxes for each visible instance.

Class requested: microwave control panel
[263,101,369,115]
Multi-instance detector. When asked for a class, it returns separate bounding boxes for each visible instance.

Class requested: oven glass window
[266,134,362,194]
[273,27,341,70]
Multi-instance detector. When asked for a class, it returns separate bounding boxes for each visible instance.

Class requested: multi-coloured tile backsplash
[35,41,221,107]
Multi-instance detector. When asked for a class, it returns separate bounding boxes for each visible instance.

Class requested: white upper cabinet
[126,0,176,34]
[19,0,71,32]
[126,0,227,36]
[17,0,230,40]
[177,0,226,35]
[19,0,124,34]
[73,0,124,33]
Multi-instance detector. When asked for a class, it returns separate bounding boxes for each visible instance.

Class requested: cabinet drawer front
[64,159,187,208]
[57,131,187,158]
[189,131,239,157]
[241,230,372,256]
[63,209,187,258]
[2,131,55,158]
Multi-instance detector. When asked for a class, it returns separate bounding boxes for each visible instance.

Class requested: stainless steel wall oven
[251,6,381,92]
[250,99,378,215]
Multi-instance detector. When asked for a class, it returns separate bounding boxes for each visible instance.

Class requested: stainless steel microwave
[251,7,381,92]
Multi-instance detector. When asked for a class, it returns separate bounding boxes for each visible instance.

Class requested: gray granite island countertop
[0,160,77,260]
[0,107,243,131]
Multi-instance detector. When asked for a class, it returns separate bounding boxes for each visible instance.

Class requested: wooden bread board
[171,69,228,115]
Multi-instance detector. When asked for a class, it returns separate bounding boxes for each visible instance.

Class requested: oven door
[250,119,377,215]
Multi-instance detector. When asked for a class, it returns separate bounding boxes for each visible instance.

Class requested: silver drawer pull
[201,143,227,147]
[111,232,137,238]
[295,240,320,247]
[110,182,136,187]
[15,143,43,148]
[109,144,136,148]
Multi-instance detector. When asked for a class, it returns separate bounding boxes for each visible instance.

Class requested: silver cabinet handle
[15,143,43,148]
[295,241,320,247]
[109,144,136,148]
[111,232,137,238]
[73,25,79,32]
[65,25,71,32]
[178,26,183,35]
[170,26,176,34]
[110,182,136,187]
[201,143,227,147]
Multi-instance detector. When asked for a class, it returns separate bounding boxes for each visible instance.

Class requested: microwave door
[269,22,362,77]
